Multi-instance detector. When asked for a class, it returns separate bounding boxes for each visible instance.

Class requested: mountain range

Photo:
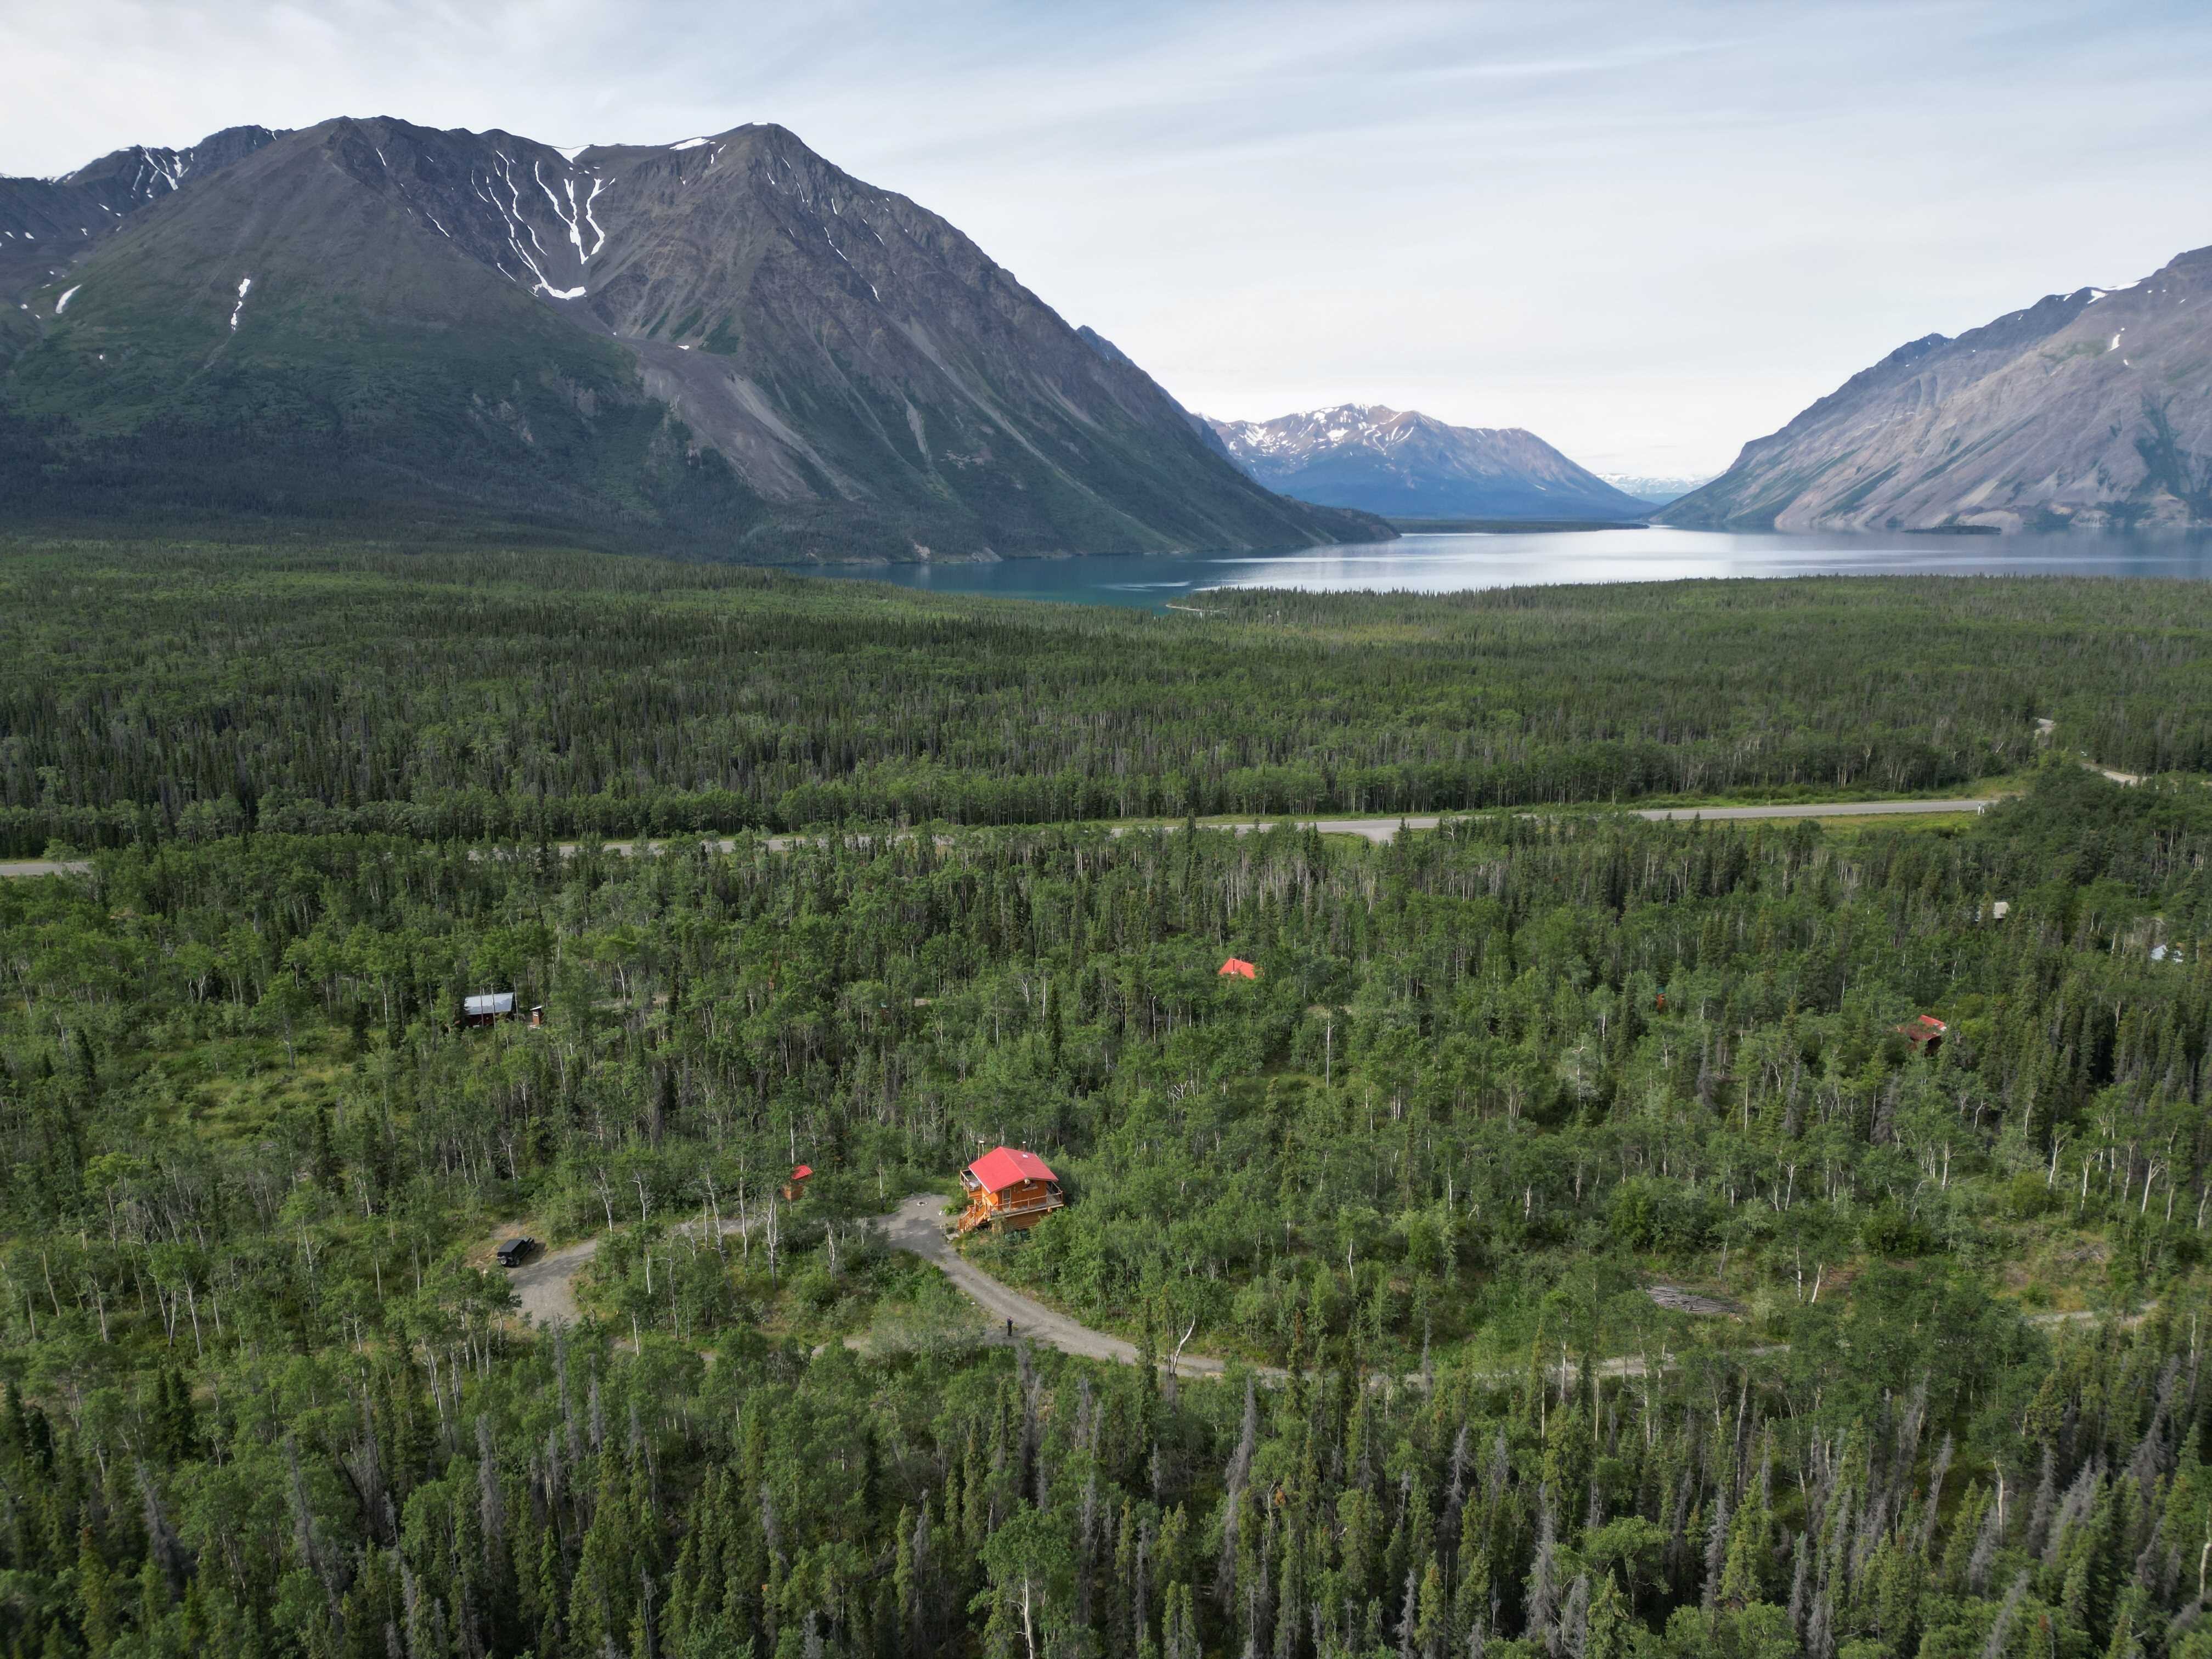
[1204,405,1650,522]
[1663,243,2212,531]
[0,117,1382,559]
[11,117,2204,549]
[1599,473,1714,507]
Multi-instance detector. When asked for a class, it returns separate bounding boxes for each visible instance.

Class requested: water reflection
[800,526,2212,609]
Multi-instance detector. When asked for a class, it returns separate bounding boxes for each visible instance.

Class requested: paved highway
[1259,799,1988,842]
[0,796,1995,880]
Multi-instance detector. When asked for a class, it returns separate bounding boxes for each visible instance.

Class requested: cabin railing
[991,1193,1064,1220]
[957,1190,1066,1232]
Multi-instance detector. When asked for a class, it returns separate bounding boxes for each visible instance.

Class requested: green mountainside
[0,119,1381,558]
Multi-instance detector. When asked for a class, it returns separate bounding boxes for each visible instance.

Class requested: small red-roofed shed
[1220,957,1259,980]
[782,1164,813,1201]
[1898,1015,1948,1054]
[958,1147,1065,1234]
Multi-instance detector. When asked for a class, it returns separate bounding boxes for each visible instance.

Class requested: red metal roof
[967,1146,1058,1192]
[1219,957,1259,979]
[789,1165,812,1181]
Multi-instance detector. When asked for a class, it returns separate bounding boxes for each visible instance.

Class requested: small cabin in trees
[957,1147,1065,1235]
[461,992,516,1029]
[782,1165,812,1202]
[1219,957,1259,980]
[1899,1014,1948,1054]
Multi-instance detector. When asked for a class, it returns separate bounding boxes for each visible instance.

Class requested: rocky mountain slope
[0,125,281,295]
[1662,244,2212,531]
[0,117,1379,558]
[1204,404,1650,521]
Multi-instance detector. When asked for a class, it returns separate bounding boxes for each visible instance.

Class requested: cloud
[5,0,2209,472]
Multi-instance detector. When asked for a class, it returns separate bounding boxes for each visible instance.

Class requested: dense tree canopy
[0,753,2209,1658]
[7,538,2212,854]
[4,538,2212,1659]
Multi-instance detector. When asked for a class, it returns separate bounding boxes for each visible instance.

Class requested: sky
[8,0,2211,477]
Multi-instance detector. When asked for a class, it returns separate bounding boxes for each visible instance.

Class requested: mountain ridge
[0,124,283,296]
[1205,403,1649,521]
[1661,244,2212,531]
[0,116,1384,560]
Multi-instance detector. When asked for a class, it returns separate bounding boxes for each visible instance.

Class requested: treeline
[1,769,2211,1651]
[7,538,2212,853]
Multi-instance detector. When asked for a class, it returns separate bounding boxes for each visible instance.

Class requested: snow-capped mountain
[1204,405,1649,521]
[1600,474,1717,507]
[0,117,1380,559]
[0,126,280,294]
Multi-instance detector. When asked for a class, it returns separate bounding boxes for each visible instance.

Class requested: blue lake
[803,526,2212,608]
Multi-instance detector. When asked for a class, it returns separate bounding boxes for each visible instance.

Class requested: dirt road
[879,1195,1278,1379]
[874,1196,2135,1385]
[876,1198,1747,1385]
[0,859,92,878]
[494,1200,2130,1383]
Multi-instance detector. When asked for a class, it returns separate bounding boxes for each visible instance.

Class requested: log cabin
[957,1146,1065,1235]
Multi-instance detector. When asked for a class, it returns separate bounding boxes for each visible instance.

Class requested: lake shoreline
[802,524,2212,610]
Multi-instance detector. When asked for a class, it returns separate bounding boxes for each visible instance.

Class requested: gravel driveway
[878,1194,1276,1378]
[507,1236,599,1325]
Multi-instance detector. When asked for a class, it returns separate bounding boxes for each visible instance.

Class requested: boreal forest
[0,536,2210,1659]
[5,537,2212,855]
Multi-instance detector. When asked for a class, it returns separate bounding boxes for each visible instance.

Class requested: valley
[2,27,2210,1659]
[15,534,2212,857]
